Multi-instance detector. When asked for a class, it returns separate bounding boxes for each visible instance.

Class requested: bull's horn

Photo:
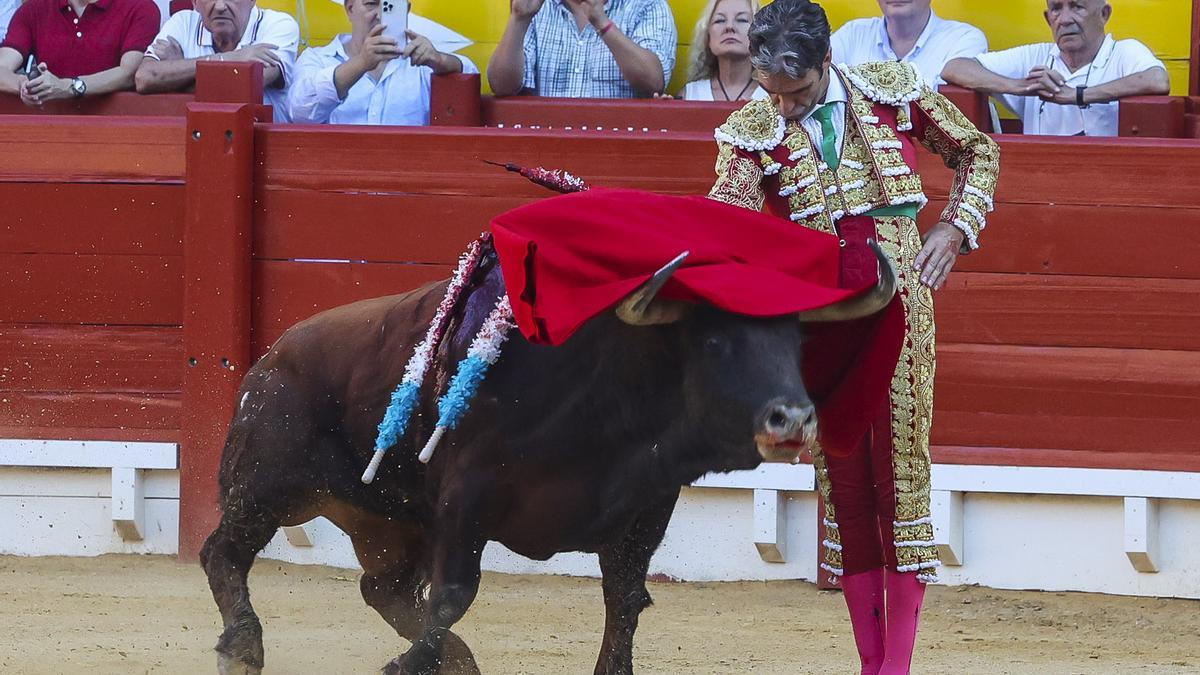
[796,240,898,323]
[616,251,691,326]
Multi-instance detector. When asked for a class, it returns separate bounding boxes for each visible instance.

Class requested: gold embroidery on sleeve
[707,141,766,212]
[913,87,1000,250]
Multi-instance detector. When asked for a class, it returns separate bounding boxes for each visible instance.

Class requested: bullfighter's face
[756,49,833,121]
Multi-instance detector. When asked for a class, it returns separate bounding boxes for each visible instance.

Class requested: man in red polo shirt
[0,0,158,105]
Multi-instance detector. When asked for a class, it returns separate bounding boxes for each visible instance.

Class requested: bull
[200,242,896,675]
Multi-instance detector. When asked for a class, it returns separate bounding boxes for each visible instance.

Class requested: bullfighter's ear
[616,252,691,326]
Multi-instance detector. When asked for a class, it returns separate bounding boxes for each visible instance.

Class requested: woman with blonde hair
[680,0,768,100]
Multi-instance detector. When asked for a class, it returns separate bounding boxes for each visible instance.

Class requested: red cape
[490,188,904,456]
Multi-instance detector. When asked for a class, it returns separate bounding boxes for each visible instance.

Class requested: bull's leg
[594,490,681,675]
[200,507,280,675]
[339,509,481,675]
[383,499,486,675]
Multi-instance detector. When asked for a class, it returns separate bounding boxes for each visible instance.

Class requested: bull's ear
[796,240,897,323]
[616,251,691,326]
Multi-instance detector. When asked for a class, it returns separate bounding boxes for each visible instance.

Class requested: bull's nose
[760,401,814,441]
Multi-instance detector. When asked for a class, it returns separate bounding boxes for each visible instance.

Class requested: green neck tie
[811,104,840,171]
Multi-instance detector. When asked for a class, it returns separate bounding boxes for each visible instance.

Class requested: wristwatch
[1075,85,1089,109]
[69,78,87,98]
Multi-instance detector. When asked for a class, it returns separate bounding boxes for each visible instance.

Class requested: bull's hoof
[217,652,263,675]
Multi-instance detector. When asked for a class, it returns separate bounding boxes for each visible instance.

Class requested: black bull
[200,245,896,675]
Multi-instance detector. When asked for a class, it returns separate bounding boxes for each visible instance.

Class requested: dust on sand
[0,555,1197,674]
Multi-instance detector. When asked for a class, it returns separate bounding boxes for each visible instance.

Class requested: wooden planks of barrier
[3,99,1200,557]
[0,116,185,182]
[0,115,187,444]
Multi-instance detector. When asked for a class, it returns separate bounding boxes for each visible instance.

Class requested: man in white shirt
[943,0,1169,136]
[288,0,477,126]
[831,0,986,87]
[134,0,299,122]
[0,0,18,44]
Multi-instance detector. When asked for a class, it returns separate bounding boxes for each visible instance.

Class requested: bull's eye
[703,335,728,355]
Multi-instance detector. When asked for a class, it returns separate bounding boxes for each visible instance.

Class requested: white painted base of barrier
[3,449,1200,599]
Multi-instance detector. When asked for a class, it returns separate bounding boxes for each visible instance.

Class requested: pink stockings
[841,568,927,675]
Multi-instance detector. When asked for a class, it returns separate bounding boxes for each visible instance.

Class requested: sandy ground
[0,555,1197,674]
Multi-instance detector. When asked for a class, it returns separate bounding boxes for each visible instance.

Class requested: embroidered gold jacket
[708,61,1000,251]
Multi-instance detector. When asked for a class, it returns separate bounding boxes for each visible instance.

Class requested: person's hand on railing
[20,64,71,106]
[651,92,676,100]
[1024,65,1070,101]
[511,0,546,20]
[149,36,185,62]
[220,43,284,71]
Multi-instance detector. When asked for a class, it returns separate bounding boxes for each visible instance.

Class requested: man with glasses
[942,0,1168,136]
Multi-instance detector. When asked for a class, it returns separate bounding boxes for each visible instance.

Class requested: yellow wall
[262,0,1193,95]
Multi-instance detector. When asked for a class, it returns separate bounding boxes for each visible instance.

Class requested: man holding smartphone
[488,0,677,98]
[287,0,477,126]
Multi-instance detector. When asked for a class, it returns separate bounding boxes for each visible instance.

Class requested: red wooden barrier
[0,92,194,117]
[1192,0,1199,96]
[178,101,265,560]
[3,99,1200,557]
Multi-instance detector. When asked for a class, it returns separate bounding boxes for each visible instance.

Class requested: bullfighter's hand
[150,36,185,62]
[912,221,964,291]
[565,0,610,29]
[23,63,71,103]
[1022,65,1066,97]
[355,24,401,71]
[510,0,545,20]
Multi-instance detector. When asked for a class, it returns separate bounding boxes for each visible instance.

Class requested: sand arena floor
[1,555,1197,674]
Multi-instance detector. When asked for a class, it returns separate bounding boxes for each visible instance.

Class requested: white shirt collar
[878,9,943,57]
[1049,33,1117,74]
[199,7,264,49]
[823,67,849,106]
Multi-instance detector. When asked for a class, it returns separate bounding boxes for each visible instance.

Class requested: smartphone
[380,0,409,49]
[24,54,37,78]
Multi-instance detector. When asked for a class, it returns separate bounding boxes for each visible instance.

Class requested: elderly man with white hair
[943,0,1169,136]
[287,0,477,126]
[831,0,987,87]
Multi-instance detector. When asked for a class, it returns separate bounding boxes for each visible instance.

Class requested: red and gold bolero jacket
[708,61,999,251]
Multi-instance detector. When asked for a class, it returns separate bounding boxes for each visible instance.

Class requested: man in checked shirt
[488,0,677,98]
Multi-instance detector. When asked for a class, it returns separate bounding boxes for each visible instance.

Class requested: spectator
[679,0,768,101]
[288,1,477,126]
[0,0,159,106]
[488,0,677,98]
[943,0,1169,136]
[135,0,298,122]
[0,0,18,44]
[831,0,986,87]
